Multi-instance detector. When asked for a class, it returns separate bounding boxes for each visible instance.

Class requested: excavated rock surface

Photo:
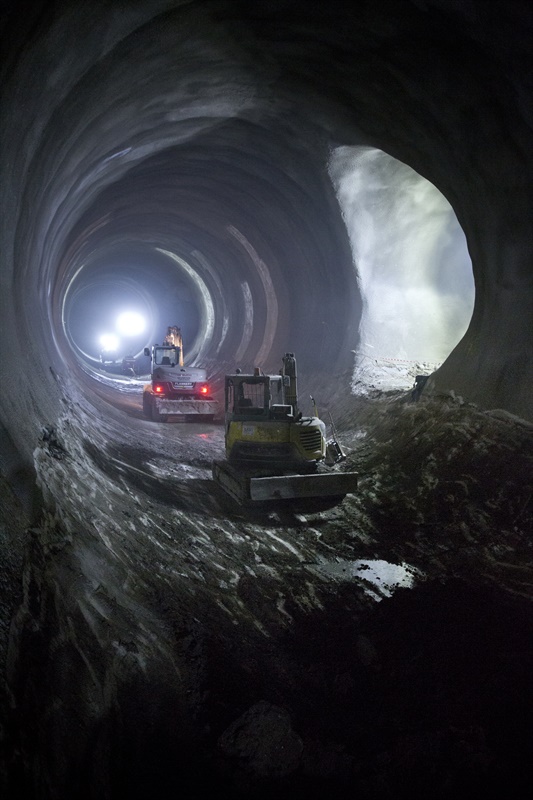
[1,390,531,799]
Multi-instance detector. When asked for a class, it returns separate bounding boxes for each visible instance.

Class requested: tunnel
[0,1,532,799]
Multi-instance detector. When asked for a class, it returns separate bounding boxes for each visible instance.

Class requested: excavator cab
[226,374,292,419]
[154,347,179,367]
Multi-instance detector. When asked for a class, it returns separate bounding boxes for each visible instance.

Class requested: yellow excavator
[212,353,358,505]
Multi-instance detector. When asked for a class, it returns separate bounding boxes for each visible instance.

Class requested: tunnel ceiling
[0,0,531,465]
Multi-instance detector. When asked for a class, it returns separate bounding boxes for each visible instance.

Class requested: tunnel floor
[1,386,532,799]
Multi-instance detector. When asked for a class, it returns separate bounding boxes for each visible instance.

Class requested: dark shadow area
[6,576,530,800]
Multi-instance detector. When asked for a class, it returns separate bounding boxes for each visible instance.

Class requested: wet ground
[1,380,532,799]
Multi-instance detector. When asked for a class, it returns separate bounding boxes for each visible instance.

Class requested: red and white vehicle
[143,326,218,422]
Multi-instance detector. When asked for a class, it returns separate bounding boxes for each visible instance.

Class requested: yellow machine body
[223,361,326,467]
[212,354,358,505]
[225,416,326,465]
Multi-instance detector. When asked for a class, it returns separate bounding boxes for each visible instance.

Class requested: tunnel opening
[329,145,475,395]
[62,245,205,376]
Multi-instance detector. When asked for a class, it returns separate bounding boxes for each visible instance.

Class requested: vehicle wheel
[142,392,152,418]
[151,405,167,422]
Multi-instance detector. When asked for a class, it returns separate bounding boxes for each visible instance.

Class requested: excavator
[212,353,358,506]
[143,326,219,422]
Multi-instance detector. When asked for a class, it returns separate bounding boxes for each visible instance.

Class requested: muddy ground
[1,384,532,799]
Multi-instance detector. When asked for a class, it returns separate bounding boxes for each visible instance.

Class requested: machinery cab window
[226,375,295,419]
[227,377,268,417]
[154,347,180,367]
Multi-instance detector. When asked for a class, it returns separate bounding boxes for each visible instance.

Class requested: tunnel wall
[0,0,531,484]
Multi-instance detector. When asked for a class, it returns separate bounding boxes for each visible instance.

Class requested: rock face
[0,2,532,799]
[218,701,304,778]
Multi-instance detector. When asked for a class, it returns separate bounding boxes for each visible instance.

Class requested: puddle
[313,557,424,601]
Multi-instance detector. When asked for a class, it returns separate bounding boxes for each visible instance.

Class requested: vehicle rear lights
[154,384,165,394]
[200,384,209,395]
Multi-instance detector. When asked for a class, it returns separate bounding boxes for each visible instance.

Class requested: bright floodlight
[100,333,119,351]
[116,311,146,336]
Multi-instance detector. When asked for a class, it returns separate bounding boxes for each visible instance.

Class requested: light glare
[100,333,119,351]
[116,311,146,336]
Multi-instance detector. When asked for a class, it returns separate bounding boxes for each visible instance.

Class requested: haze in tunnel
[62,246,204,368]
